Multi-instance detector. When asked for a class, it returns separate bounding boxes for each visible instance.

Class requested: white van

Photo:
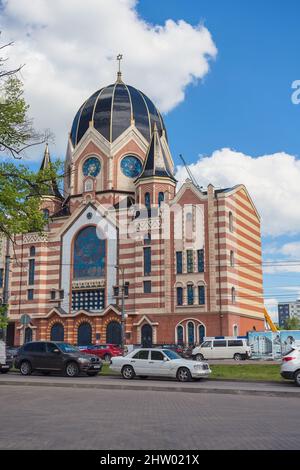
[192,338,251,361]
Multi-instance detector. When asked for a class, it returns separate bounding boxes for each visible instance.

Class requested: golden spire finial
[116,53,123,82]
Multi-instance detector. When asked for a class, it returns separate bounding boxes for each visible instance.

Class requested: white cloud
[1,0,217,159]
[175,148,300,237]
[264,298,278,323]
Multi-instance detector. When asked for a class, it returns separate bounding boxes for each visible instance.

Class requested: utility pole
[114,265,129,355]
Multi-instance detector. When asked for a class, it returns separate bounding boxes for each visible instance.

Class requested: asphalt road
[1,383,300,450]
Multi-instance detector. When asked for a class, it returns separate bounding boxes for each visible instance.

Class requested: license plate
[93,365,101,369]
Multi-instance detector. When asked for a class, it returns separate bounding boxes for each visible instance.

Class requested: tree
[0,34,63,240]
[284,316,300,330]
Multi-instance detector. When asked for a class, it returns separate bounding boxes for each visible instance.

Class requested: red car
[80,344,122,362]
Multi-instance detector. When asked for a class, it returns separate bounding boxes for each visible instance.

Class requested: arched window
[176,287,183,306]
[187,284,194,305]
[231,287,236,304]
[199,324,205,344]
[177,325,184,345]
[230,250,235,267]
[84,179,93,192]
[50,323,64,342]
[229,212,234,232]
[233,324,238,336]
[158,192,164,207]
[187,322,195,345]
[30,246,35,257]
[42,209,49,221]
[73,226,105,280]
[145,192,151,210]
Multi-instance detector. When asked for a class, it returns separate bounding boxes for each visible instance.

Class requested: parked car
[79,344,123,362]
[154,344,184,356]
[110,348,211,382]
[15,341,102,377]
[192,338,251,361]
[0,340,13,373]
[6,346,19,359]
[281,347,300,386]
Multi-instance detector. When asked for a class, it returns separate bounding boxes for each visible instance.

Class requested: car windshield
[163,350,181,360]
[57,343,80,353]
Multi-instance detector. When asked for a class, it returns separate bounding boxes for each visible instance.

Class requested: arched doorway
[51,323,64,342]
[24,327,32,344]
[77,322,92,346]
[106,321,121,345]
[141,324,152,348]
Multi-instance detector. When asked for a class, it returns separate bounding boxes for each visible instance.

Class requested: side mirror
[163,357,168,362]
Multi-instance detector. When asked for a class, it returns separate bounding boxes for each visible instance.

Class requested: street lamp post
[114,265,128,355]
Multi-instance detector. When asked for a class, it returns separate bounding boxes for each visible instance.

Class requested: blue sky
[137,0,300,319]
[2,0,300,320]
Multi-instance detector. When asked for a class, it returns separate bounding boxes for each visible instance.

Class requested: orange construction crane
[264,307,278,332]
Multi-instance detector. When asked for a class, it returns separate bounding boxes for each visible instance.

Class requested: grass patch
[210,364,282,382]
[101,363,118,376]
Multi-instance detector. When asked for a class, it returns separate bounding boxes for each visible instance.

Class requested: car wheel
[87,371,99,377]
[234,353,242,361]
[294,370,300,387]
[195,353,204,361]
[20,361,32,376]
[65,362,79,377]
[104,354,111,362]
[122,365,135,380]
[177,367,192,382]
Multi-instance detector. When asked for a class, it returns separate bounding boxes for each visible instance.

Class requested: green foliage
[0,306,8,329]
[0,159,63,237]
[284,316,300,330]
[0,77,33,155]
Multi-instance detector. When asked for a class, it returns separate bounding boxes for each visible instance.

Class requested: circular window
[121,155,142,178]
[83,156,101,177]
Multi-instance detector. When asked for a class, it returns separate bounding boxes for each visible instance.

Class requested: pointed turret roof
[39,144,63,199]
[137,125,176,182]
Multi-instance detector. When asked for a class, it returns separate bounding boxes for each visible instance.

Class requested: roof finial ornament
[116,53,123,83]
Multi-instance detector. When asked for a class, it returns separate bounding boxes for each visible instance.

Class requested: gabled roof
[136,124,176,182]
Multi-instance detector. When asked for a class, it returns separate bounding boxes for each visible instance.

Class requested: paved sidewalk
[0,372,298,398]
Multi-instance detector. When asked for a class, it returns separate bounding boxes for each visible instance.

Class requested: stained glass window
[197,249,204,272]
[121,155,142,178]
[188,322,195,345]
[72,289,105,311]
[73,226,105,280]
[187,250,194,273]
[187,285,194,305]
[177,287,183,306]
[177,325,184,344]
[198,286,205,305]
[176,252,183,274]
[83,157,101,177]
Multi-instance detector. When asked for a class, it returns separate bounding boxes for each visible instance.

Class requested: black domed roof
[70,81,167,146]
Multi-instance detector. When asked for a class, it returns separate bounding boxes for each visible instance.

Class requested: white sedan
[110,348,211,382]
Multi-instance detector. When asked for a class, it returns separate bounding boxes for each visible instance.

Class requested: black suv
[15,341,102,377]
